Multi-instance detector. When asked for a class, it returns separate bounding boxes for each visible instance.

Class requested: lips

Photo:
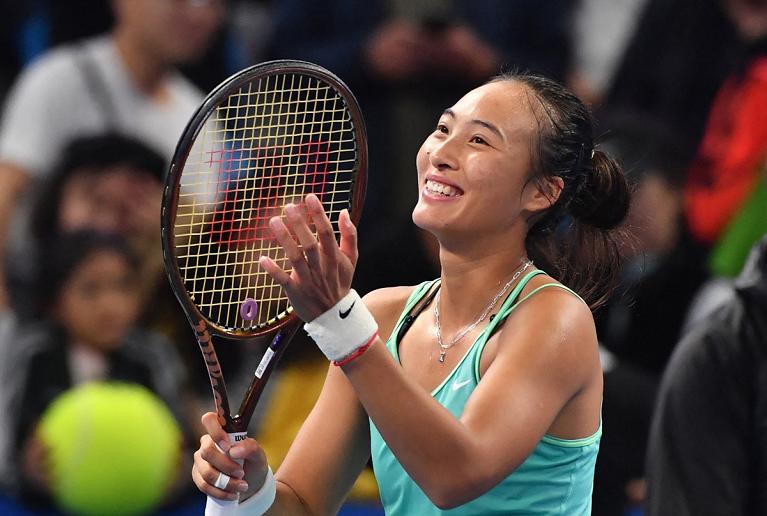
[424,178,464,197]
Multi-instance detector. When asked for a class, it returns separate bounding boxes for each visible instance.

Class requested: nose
[428,135,459,171]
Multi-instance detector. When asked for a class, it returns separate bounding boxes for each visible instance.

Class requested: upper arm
[362,286,415,340]
[460,289,599,476]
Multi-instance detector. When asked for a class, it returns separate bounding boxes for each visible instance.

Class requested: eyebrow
[442,109,504,141]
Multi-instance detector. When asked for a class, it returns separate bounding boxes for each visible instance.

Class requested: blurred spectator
[684,0,767,251]
[11,135,222,438]
[0,0,224,310]
[682,163,767,335]
[2,230,191,510]
[267,0,575,243]
[228,0,274,69]
[605,0,740,161]
[0,0,262,97]
[569,0,650,107]
[590,114,709,516]
[15,135,166,320]
[645,234,767,515]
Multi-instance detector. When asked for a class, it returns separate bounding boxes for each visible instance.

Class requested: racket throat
[237,322,301,425]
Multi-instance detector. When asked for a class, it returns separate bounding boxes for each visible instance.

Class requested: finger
[191,462,243,500]
[284,203,322,271]
[259,255,292,286]
[201,412,231,453]
[213,472,231,490]
[229,439,267,467]
[198,434,246,479]
[338,209,359,267]
[306,194,339,262]
[269,215,312,279]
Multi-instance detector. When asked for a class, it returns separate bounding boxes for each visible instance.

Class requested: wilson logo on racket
[208,141,332,249]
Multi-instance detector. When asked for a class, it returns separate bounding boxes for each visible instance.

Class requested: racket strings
[174,72,358,331]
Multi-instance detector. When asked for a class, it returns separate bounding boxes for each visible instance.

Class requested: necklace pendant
[439,351,446,363]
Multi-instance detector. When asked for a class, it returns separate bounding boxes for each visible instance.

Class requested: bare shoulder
[516,274,595,336]
[494,274,598,379]
[362,285,420,340]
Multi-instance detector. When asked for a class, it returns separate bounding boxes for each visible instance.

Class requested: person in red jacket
[684,0,767,246]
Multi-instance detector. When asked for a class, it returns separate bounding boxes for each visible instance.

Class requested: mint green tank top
[369,270,601,515]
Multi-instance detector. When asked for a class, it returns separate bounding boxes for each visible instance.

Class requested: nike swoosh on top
[451,379,472,391]
[339,300,356,319]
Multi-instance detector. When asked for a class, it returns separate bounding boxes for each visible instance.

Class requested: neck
[436,228,531,323]
[112,29,168,95]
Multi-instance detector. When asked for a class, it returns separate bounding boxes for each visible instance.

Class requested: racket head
[162,60,367,340]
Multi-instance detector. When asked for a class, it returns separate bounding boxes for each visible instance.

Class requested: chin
[411,203,429,228]
[412,205,450,235]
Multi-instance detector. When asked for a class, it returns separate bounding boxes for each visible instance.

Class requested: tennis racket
[161,60,367,515]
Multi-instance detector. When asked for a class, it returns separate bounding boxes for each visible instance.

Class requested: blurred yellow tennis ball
[38,382,181,516]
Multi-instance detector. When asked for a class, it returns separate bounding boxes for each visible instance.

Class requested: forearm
[258,482,311,515]
[0,163,30,310]
[340,341,490,507]
[258,366,371,515]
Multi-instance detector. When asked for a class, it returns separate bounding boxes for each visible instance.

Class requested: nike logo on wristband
[339,300,356,319]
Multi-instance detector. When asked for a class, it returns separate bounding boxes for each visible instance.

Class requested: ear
[522,175,564,215]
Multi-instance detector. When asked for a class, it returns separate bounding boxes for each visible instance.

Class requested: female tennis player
[192,71,629,515]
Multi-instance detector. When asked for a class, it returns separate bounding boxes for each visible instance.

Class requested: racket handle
[205,431,247,516]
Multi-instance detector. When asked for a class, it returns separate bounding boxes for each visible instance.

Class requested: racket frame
[161,59,367,435]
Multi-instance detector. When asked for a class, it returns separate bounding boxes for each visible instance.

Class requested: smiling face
[412,81,557,242]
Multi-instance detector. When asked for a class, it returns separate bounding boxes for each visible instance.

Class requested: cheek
[415,140,432,176]
[55,293,90,333]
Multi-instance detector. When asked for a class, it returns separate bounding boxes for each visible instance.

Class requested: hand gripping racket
[161,60,367,515]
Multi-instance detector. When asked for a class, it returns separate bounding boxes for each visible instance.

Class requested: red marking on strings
[209,141,332,248]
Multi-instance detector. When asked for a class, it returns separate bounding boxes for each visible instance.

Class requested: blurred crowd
[0,0,765,515]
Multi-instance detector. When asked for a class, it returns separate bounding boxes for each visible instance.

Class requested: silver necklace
[434,260,533,363]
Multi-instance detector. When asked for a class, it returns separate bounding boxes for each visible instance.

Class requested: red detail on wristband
[332,332,379,367]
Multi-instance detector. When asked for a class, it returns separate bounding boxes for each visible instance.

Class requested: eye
[470,136,488,145]
[436,123,449,134]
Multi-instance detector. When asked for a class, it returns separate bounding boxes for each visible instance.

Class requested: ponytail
[493,72,631,310]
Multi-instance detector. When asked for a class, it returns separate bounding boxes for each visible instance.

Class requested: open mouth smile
[424,178,464,197]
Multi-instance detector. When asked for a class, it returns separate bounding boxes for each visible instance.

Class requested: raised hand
[259,194,358,323]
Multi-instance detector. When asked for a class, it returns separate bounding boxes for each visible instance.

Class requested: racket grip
[205,431,247,516]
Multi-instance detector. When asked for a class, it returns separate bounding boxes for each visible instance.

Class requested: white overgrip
[205,431,247,516]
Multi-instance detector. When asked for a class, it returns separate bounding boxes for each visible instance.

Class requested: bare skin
[0,163,28,309]
[192,81,603,512]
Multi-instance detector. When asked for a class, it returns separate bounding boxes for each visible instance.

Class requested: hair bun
[569,149,630,230]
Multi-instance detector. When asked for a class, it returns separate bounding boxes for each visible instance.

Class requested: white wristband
[237,466,276,515]
[303,290,379,362]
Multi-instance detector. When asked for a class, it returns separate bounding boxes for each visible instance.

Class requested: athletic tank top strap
[386,280,440,356]
[472,272,585,382]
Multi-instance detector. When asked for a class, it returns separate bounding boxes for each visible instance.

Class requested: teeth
[425,179,459,197]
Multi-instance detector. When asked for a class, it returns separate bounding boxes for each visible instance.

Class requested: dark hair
[39,230,140,314]
[491,72,631,309]
[31,133,166,245]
